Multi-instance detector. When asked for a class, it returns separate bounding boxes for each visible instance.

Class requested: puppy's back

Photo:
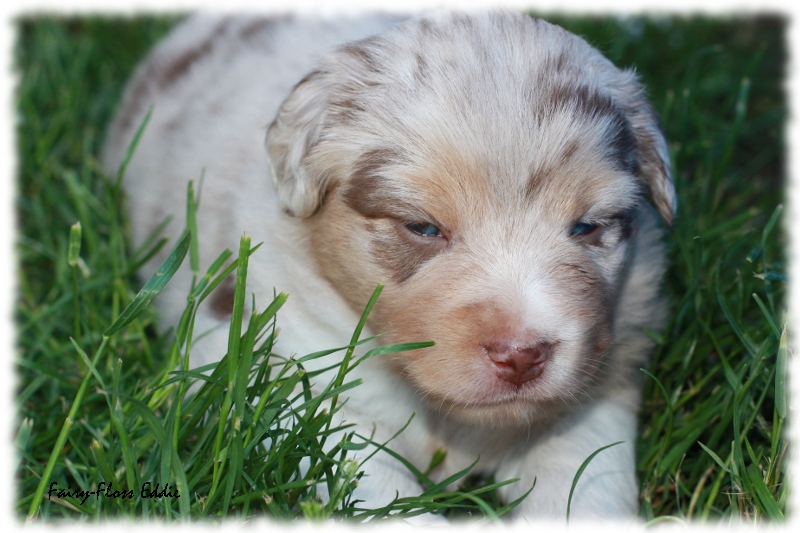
[102,15,401,327]
[104,14,401,171]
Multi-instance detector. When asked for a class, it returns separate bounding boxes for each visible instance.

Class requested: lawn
[14,11,787,523]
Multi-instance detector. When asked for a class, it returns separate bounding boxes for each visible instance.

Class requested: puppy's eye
[406,222,443,238]
[571,222,599,237]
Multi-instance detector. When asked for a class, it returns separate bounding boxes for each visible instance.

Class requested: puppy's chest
[417,421,524,484]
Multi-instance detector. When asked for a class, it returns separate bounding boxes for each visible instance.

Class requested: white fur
[104,11,674,523]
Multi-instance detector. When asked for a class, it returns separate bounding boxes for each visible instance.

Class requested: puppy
[103,11,675,521]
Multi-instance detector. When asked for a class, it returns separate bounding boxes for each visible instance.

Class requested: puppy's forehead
[327,12,626,126]
[325,12,642,211]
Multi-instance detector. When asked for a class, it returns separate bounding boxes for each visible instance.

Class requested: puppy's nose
[483,341,554,386]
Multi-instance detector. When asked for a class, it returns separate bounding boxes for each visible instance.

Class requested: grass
[14,12,787,524]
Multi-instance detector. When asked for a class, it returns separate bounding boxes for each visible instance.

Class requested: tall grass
[15,13,786,523]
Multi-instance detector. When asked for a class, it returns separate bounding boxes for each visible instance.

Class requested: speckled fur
[104,11,674,523]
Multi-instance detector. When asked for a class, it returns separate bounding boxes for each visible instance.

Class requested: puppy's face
[267,12,675,426]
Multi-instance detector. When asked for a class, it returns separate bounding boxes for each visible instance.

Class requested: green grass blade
[760,204,783,256]
[104,230,191,337]
[195,242,262,305]
[566,441,623,524]
[420,456,480,496]
[294,338,376,364]
[493,480,533,518]
[222,418,244,517]
[115,105,152,188]
[752,293,781,339]
[226,234,251,379]
[698,441,731,474]
[353,341,435,369]
[328,285,383,418]
[127,397,169,448]
[129,216,172,269]
[26,337,111,520]
[69,222,83,349]
[775,326,788,419]
[170,448,191,520]
[70,337,106,389]
[15,418,34,474]
[186,180,200,277]
[190,249,234,299]
[715,271,757,357]
[110,358,138,513]
[640,368,674,474]
[746,464,783,520]
[91,439,121,492]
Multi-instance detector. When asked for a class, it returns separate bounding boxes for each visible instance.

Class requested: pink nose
[483,341,554,386]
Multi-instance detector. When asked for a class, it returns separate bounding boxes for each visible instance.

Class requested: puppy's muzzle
[482,339,556,386]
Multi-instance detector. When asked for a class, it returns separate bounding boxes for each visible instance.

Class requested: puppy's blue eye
[407,222,442,238]
[571,222,599,236]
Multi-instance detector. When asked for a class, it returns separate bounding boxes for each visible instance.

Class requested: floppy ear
[266,70,334,217]
[632,104,677,224]
[623,85,677,225]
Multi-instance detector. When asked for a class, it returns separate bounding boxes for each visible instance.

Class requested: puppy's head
[267,11,675,426]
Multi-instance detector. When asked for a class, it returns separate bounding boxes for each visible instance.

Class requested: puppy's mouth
[425,380,563,427]
[393,336,608,426]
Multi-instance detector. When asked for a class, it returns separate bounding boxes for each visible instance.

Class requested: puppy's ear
[266,70,333,217]
[626,95,677,225]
